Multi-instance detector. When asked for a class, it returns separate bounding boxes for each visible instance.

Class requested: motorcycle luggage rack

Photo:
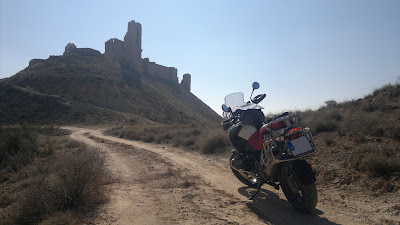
[262,134,315,165]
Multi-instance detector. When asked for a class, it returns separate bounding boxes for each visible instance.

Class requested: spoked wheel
[230,152,259,189]
[279,163,317,213]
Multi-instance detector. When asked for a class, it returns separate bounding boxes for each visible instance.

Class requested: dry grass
[106,123,231,154]
[16,150,109,224]
[0,127,39,172]
[346,145,400,177]
[301,84,400,193]
[0,126,110,225]
[199,134,229,154]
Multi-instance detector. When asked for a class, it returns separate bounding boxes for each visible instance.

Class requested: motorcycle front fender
[292,160,316,185]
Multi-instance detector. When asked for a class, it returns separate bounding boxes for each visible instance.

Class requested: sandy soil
[63,126,400,225]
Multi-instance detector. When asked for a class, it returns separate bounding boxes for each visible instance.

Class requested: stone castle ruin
[104,20,191,91]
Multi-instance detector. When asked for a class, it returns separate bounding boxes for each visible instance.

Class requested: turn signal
[303,127,311,133]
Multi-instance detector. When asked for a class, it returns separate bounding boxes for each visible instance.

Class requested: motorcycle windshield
[224,92,245,113]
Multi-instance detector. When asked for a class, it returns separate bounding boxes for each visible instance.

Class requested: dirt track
[64,127,399,225]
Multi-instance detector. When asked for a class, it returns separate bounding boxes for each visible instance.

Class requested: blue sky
[1,0,399,114]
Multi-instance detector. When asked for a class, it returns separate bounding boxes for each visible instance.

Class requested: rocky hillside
[0,48,221,125]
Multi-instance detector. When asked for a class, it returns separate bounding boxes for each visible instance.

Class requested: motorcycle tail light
[287,127,302,140]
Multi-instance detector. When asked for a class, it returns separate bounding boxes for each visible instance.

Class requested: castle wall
[143,58,178,83]
[104,20,190,91]
[104,38,124,62]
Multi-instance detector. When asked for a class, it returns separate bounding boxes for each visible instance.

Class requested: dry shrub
[200,135,229,155]
[328,110,343,121]
[34,125,70,136]
[0,128,38,172]
[324,137,335,146]
[40,211,81,225]
[346,146,400,177]
[300,109,339,135]
[0,192,13,208]
[16,150,109,224]
[315,121,338,134]
[344,110,394,141]
[106,124,225,152]
[48,150,109,209]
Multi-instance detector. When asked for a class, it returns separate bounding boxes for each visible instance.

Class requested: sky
[1,0,399,115]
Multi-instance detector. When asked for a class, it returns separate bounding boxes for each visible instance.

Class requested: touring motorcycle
[221,82,317,213]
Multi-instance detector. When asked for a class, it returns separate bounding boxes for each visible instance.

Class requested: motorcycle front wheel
[229,152,259,189]
[279,163,317,213]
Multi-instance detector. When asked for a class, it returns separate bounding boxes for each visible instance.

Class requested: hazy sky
[1,0,399,114]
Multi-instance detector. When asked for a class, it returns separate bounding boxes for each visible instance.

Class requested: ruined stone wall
[143,58,178,83]
[64,43,76,55]
[181,73,191,91]
[29,59,45,66]
[104,38,124,62]
[103,20,190,91]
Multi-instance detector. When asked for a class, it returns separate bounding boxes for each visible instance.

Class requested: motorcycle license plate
[287,136,314,157]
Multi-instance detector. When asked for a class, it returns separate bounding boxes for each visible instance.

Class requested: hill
[0,47,221,125]
[299,83,400,194]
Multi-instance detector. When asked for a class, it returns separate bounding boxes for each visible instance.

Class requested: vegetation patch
[346,145,400,177]
[106,123,231,154]
[0,126,110,225]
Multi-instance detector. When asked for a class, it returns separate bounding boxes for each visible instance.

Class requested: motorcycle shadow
[238,187,339,225]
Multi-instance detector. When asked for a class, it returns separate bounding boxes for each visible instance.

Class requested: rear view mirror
[252,82,260,90]
[222,104,230,112]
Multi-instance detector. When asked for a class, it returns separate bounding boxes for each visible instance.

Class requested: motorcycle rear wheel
[230,152,259,189]
[279,163,317,213]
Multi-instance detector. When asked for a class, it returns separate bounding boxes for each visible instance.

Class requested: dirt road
[64,127,399,225]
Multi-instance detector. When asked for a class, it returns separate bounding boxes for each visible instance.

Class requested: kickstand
[248,181,264,200]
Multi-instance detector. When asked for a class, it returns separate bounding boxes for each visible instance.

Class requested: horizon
[1,0,399,115]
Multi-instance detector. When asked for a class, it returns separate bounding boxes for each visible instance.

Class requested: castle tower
[181,73,191,91]
[124,20,142,69]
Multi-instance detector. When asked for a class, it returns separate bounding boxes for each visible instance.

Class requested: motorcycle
[221,82,317,213]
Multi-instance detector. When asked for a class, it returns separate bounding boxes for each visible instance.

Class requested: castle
[104,20,191,91]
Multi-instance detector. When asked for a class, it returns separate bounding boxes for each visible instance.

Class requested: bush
[344,111,395,140]
[325,100,338,108]
[324,138,335,146]
[328,110,343,121]
[347,146,400,176]
[48,150,109,209]
[200,135,229,154]
[315,121,338,134]
[0,128,38,171]
[16,150,109,224]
